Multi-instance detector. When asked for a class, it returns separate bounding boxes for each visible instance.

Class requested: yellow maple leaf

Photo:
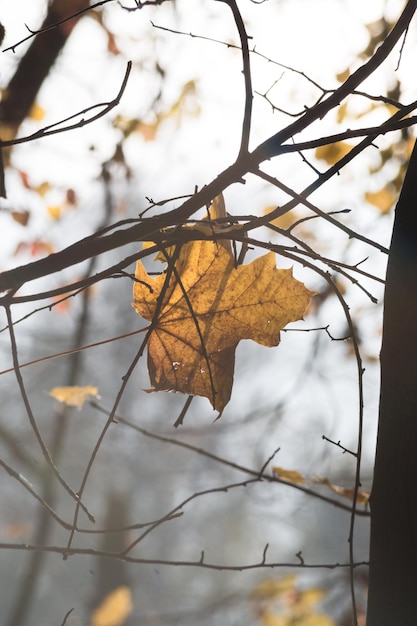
[133,239,314,414]
[48,385,100,409]
[90,586,133,626]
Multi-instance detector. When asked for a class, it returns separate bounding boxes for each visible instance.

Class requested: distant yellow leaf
[48,385,100,409]
[133,239,314,414]
[296,587,326,609]
[336,102,349,124]
[36,181,51,197]
[263,206,300,230]
[336,69,350,83]
[47,205,62,220]
[252,575,298,600]
[365,187,396,214]
[252,576,336,626]
[315,142,352,166]
[273,466,305,485]
[259,611,334,626]
[91,586,133,626]
[294,615,335,626]
[29,103,45,122]
[259,611,287,626]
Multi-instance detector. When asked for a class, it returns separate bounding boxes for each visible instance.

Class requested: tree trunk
[367,140,417,624]
[0,0,89,132]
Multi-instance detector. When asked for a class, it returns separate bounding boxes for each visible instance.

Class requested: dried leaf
[273,466,305,485]
[135,120,158,142]
[18,170,31,189]
[11,210,30,226]
[66,188,77,205]
[133,239,314,414]
[14,239,54,257]
[313,477,369,506]
[48,385,100,409]
[91,586,133,626]
[106,30,120,55]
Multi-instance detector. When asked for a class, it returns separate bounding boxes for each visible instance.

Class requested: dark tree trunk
[0,0,89,131]
[367,140,417,624]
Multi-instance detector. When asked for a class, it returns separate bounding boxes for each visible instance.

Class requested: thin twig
[3,304,94,520]
[0,541,369,571]
[1,62,132,147]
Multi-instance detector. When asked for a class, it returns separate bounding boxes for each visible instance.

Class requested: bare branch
[217,0,253,156]
[1,61,132,147]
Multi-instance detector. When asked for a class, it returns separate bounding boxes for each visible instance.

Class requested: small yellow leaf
[336,102,349,124]
[295,615,335,626]
[47,205,62,220]
[263,206,300,230]
[336,68,350,83]
[296,587,326,609]
[273,466,305,485]
[29,103,45,122]
[259,611,288,626]
[36,181,52,197]
[365,187,396,214]
[91,586,133,626]
[315,142,352,166]
[48,385,100,409]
